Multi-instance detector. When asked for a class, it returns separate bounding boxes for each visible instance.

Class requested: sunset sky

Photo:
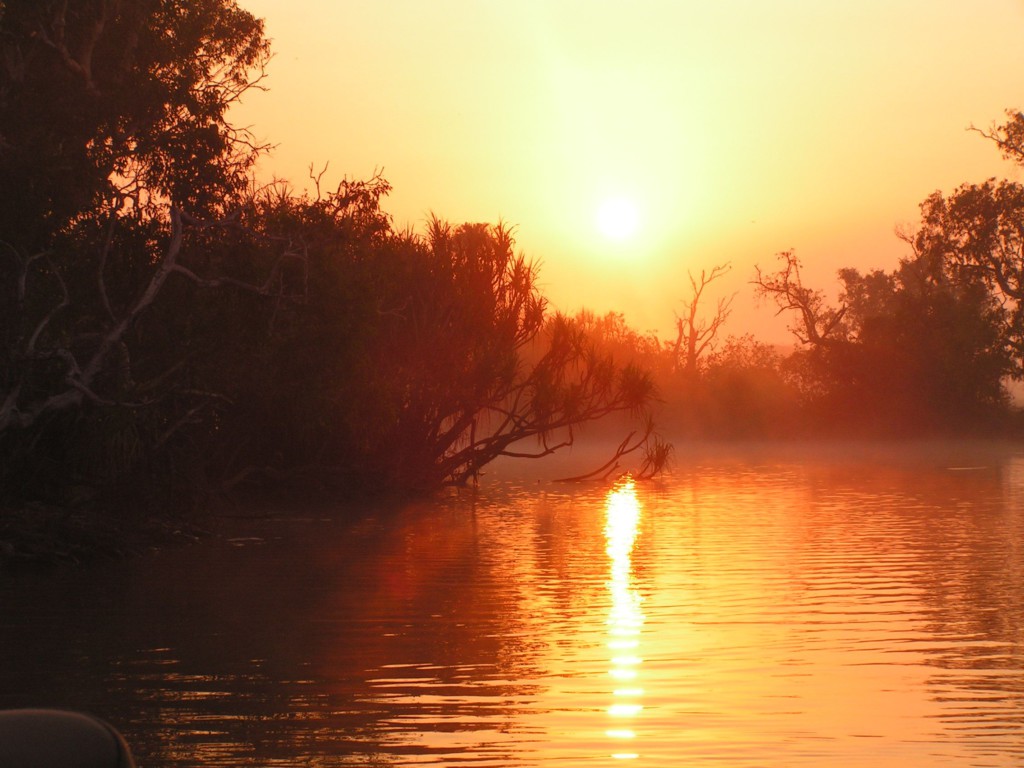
[232,0,1024,342]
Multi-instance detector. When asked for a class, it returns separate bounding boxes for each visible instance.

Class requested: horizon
[232,0,1024,343]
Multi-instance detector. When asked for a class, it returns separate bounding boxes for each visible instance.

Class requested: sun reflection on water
[604,476,644,760]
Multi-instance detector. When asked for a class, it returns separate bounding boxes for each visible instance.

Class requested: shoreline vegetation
[4,2,1024,567]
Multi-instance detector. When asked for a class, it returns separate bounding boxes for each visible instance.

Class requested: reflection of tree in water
[0,492,562,767]
[522,488,610,634]
[795,451,1024,759]
[914,460,1024,759]
[30,480,650,767]
[335,494,552,764]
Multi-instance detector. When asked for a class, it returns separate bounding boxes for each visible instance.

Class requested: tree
[671,263,733,375]
[899,110,1024,372]
[905,181,1024,371]
[0,0,270,248]
[572,310,664,370]
[753,251,847,347]
[1,1,669,515]
[972,109,1024,166]
[0,1,273,508]
[664,334,793,437]
[751,245,1013,433]
[747,109,1024,435]
[189,185,670,495]
[329,215,667,490]
[836,258,1012,431]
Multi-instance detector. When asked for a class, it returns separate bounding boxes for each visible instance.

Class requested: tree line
[3,0,1024,532]
[0,0,666,523]
[767,109,1024,436]
[598,109,1024,439]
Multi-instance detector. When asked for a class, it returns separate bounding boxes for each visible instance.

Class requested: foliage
[0,0,270,249]
[0,0,667,516]
[904,181,1024,372]
[225,200,668,492]
[571,310,664,369]
[836,259,1010,431]
[0,0,273,509]
[753,230,1016,434]
[704,111,1024,437]
[678,334,799,437]
[11,0,1024,541]
[972,109,1024,167]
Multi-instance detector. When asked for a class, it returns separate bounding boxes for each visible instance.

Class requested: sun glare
[605,477,644,759]
[595,197,640,242]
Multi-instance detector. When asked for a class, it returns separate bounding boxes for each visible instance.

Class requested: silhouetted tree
[691,334,798,436]
[753,251,848,347]
[904,181,1024,373]
[169,182,670,495]
[299,211,666,490]
[972,109,1024,166]
[573,310,664,370]
[671,263,733,376]
[751,243,1013,433]
[0,0,269,247]
[895,110,1024,373]
[835,258,1012,431]
[0,0,273,508]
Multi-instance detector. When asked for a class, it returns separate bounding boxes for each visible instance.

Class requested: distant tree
[745,109,1024,436]
[898,110,1024,372]
[698,334,798,436]
[972,109,1024,165]
[671,263,733,375]
[835,258,1012,431]
[750,244,1013,433]
[904,181,1024,372]
[573,310,664,370]
[753,251,848,347]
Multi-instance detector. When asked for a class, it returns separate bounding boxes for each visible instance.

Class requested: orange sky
[231,0,1024,342]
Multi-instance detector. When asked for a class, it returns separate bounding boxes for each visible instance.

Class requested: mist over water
[2,440,1023,767]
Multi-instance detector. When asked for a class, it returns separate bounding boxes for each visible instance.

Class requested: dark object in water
[0,709,136,767]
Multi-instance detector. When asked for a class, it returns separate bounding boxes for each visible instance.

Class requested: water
[2,441,1024,766]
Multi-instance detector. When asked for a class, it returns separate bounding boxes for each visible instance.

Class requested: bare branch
[154,404,209,450]
[1,205,292,436]
[753,251,846,347]
[969,110,1024,166]
[35,0,109,94]
[554,428,651,483]
[673,262,733,373]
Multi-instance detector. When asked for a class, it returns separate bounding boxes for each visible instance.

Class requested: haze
[233,0,1024,340]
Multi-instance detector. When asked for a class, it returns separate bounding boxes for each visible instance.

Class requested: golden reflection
[604,476,644,760]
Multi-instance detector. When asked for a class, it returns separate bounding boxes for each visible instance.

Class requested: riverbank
[6,435,1023,570]
[0,503,207,570]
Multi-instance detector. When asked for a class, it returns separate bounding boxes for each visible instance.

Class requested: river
[2,440,1023,766]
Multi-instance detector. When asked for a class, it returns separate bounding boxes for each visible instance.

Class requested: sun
[595,197,640,242]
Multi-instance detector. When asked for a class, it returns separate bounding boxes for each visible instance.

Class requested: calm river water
[3,441,1024,767]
